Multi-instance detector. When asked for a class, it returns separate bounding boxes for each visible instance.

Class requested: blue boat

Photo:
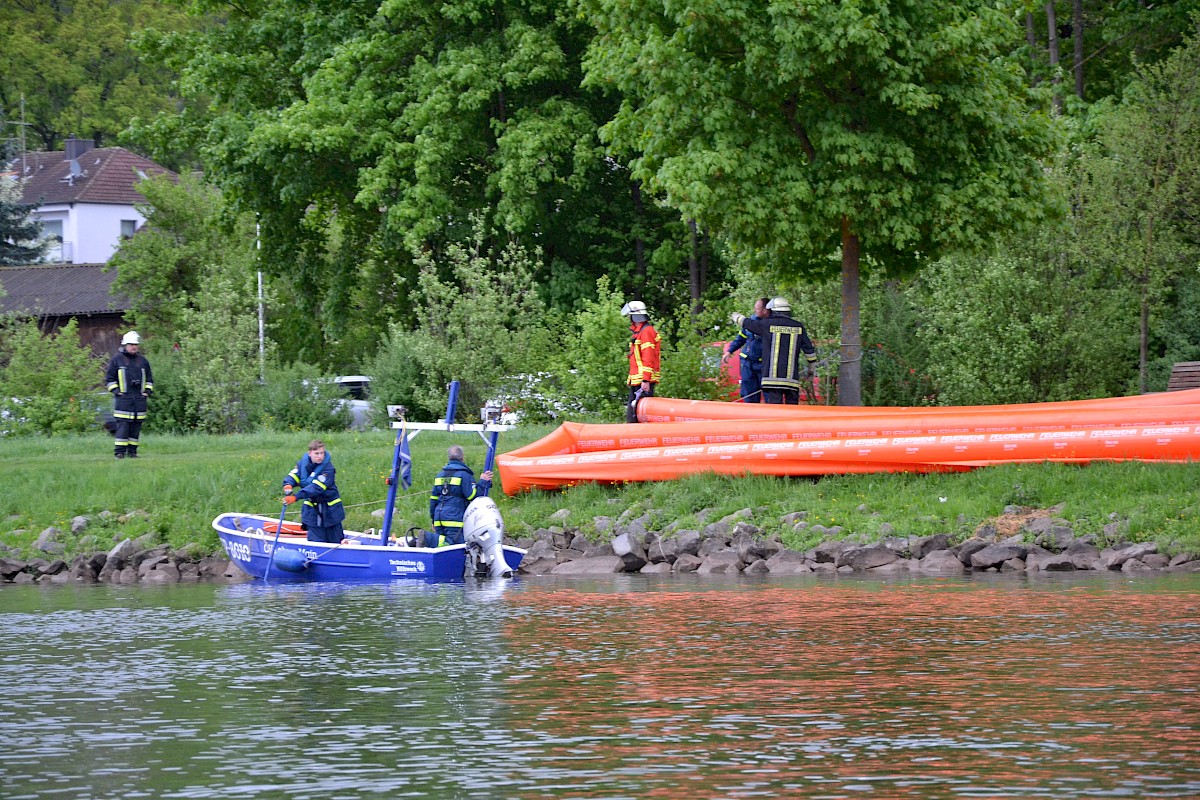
[212,510,525,583]
[214,380,523,583]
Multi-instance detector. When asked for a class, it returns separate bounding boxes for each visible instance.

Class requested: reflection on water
[0,574,1197,799]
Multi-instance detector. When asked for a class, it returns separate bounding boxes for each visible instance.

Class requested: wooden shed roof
[0,264,128,317]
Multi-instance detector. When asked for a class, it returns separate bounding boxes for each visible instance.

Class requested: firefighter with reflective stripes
[621,300,661,423]
[104,331,154,458]
[732,297,818,404]
[429,445,492,547]
[282,439,345,543]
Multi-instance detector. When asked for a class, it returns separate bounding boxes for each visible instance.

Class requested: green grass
[3,428,1200,559]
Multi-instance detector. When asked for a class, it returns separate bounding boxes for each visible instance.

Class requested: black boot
[127,446,138,459]
[114,446,127,459]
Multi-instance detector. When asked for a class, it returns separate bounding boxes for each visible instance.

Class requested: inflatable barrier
[496,392,1200,494]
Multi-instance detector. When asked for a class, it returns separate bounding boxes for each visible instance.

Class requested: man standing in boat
[622,300,661,423]
[283,440,346,543]
[732,297,818,404]
[429,445,492,547]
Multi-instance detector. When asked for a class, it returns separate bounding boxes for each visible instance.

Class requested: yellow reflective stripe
[465,486,477,501]
[118,370,127,393]
[313,479,327,490]
[106,382,118,391]
[328,498,342,506]
[438,521,464,528]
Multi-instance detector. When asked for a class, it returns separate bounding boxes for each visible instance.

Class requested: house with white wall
[16,137,175,264]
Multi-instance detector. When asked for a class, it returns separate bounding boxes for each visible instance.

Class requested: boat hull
[213,513,526,583]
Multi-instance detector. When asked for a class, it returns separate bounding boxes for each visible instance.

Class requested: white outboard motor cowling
[462,496,513,578]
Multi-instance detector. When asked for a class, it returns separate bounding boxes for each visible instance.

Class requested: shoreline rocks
[3,505,1199,585]
[513,507,1200,578]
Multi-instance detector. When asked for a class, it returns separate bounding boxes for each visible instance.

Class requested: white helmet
[766,297,790,314]
[621,300,649,321]
[121,331,141,346]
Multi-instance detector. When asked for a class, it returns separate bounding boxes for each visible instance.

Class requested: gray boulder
[1066,542,1102,570]
[955,537,991,566]
[912,533,951,560]
[837,544,899,571]
[1101,542,1157,570]
[697,551,743,574]
[970,544,1028,570]
[612,532,648,572]
[550,556,627,574]
[34,527,65,555]
[918,550,966,574]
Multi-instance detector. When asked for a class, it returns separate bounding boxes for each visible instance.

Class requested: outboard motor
[462,496,513,578]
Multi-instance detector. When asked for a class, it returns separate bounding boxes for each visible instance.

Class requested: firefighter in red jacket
[622,300,660,423]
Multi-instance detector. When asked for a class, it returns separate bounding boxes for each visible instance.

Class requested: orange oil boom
[496,393,1200,494]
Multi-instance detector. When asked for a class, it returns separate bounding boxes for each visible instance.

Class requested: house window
[40,219,63,242]
[120,219,137,239]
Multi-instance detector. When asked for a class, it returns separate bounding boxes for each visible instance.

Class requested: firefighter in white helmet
[104,331,154,458]
[731,297,817,404]
[621,300,660,423]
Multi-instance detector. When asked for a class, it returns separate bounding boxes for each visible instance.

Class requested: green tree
[0,124,44,265]
[579,0,1059,405]
[370,221,550,420]
[108,172,256,343]
[0,319,103,435]
[0,0,196,150]
[1075,27,1200,392]
[917,227,1136,405]
[174,266,265,434]
[136,0,725,333]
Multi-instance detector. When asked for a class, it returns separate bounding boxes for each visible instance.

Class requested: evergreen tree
[0,124,44,265]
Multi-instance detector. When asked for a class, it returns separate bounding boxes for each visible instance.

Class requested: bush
[0,319,104,435]
[246,362,352,431]
[369,221,549,422]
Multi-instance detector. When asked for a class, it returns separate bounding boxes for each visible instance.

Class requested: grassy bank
[3,428,1200,558]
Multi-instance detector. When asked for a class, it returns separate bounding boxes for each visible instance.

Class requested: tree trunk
[687,218,701,315]
[1140,285,1149,394]
[1073,0,1085,100]
[1046,2,1063,114]
[838,216,863,406]
[631,180,646,287]
[1025,12,1040,84]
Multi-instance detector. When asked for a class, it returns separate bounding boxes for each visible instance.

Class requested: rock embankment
[0,515,246,585]
[513,506,1200,577]
[4,505,1199,585]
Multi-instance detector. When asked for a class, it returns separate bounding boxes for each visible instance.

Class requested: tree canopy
[0,0,195,151]
[578,0,1060,403]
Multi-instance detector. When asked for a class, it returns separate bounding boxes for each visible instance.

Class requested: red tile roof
[0,264,128,316]
[17,147,175,206]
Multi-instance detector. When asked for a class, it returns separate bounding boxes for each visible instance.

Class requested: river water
[2,572,1198,799]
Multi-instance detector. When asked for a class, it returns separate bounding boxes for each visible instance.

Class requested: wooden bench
[1167,361,1200,391]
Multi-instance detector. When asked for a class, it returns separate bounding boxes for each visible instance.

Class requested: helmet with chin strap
[620,300,649,322]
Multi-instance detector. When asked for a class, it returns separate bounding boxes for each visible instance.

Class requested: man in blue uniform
[428,445,493,546]
[722,297,769,402]
[283,440,346,543]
